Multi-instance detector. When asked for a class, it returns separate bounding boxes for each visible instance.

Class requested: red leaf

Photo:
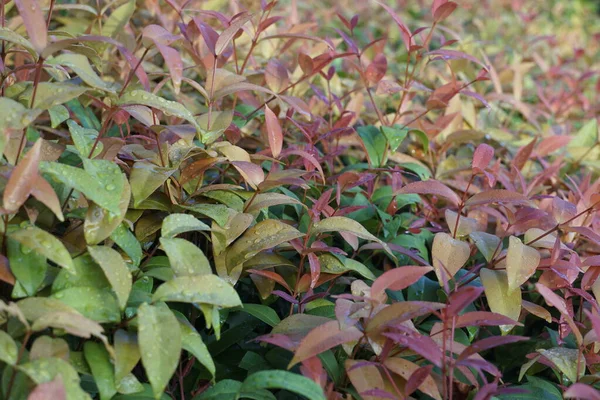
[247,269,291,293]
[231,161,265,189]
[454,311,520,329]
[458,335,528,361]
[405,365,434,398]
[289,320,362,367]
[27,377,66,400]
[14,0,47,53]
[396,180,461,206]
[365,54,387,85]
[383,332,443,367]
[264,105,283,158]
[512,138,537,172]
[307,253,320,289]
[535,283,582,345]
[374,1,412,51]
[465,190,529,207]
[3,139,43,213]
[536,135,572,157]
[30,175,64,221]
[298,52,314,75]
[371,266,433,300]
[433,1,458,22]
[155,44,183,94]
[472,143,494,170]
[445,286,484,317]
[215,13,253,56]
[0,255,15,285]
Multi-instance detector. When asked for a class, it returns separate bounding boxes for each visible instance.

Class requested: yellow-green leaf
[102,0,135,38]
[9,226,74,273]
[48,54,116,92]
[85,179,131,245]
[431,232,470,284]
[538,348,585,383]
[152,275,241,307]
[0,331,18,365]
[130,162,177,207]
[19,358,90,400]
[84,342,117,400]
[161,213,210,238]
[159,237,212,276]
[114,329,141,382]
[506,236,540,292]
[88,246,132,310]
[480,268,521,334]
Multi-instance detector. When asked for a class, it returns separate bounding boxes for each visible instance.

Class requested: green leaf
[241,370,326,400]
[177,316,216,378]
[469,231,501,262]
[114,329,141,382]
[49,105,70,128]
[84,342,117,400]
[117,373,145,395]
[52,254,110,292]
[41,159,125,215]
[9,226,74,273]
[17,297,79,321]
[52,287,121,323]
[194,380,242,400]
[111,223,143,267]
[138,303,182,399]
[0,98,43,136]
[85,180,131,245]
[161,213,211,238]
[67,120,103,159]
[19,358,91,400]
[357,125,387,167]
[381,124,409,152]
[538,348,584,383]
[0,27,38,59]
[113,384,172,399]
[0,331,18,365]
[7,237,47,296]
[25,82,88,109]
[88,246,133,309]
[312,216,394,259]
[226,219,304,270]
[240,304,281,327]
[569,119,598,148]
[130,162,177,207]
[153,275,242,307]
[180,203,231,227]
[318,254,376,280]
[103,0,135,38]
[118,90,200,130]
[159,237,212,276]
[48,54,117,92]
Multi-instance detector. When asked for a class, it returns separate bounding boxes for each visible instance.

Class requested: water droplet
[41,240,51,249]
[131,90,139,96]
[54,292,64,299]
[105,184,115,191]
[21,245,32,254]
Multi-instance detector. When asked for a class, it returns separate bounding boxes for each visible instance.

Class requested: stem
[5,330,32,400]
[46,0,56,28]
[118,48,149,97]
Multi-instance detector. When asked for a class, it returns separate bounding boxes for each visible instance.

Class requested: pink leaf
[264,105,283,158]
[445,286,484,317]
[472,143,494,170]
[155,44,183,94]
[307,253,320,289]
[454,311,520,329]
[536,283,583,345]
[383,332,443,367]
[433,1,458,22]
[215,13,253,56]
[247,269,291,293]
[231,161,265,189]
[465,190,529,207]
[289,320,362,367]
[371,266,433,300]
[374,1,412,51]
[564,383,600,400]
[14,0,47,53]
[396,180,462,206]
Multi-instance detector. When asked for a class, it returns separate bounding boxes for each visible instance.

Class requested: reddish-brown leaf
[14,0,48,53]
[458,335,528,361]
[396,180,461,206]
[0,255,15,285]
[433,1,457,22]
[247,269,291,293]
[3,139,43,213]
[155,44,183,94]
[564,383,600,400]
[307,253,320,289]
[298,52,314,75]
[231,161,265,189]
[289,320,362,367]
[472,143,494,170]
[536,283,583,345]
[465,190,529,207]
[454,311,520,329]
[30,175,64,221]
[365,54,387,85]
[264,105,283,158]
[445,286,484,317]
[215,13,253,55]
[405,365,436,399]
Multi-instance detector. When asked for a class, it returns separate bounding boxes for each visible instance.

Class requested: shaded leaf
[88,246,132,310]
[159,237,212,276]
[161,213,210,238]
[84,342,117,400]
[241,370,326,400]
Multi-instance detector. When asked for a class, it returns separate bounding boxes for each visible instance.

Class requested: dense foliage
[0,0,599,399]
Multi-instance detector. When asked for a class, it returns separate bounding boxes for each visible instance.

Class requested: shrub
[0,0,599,399]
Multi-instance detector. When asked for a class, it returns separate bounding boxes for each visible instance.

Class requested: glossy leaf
[114,329,141,383]
[3,139,42,212]
[241,370,326,400]
[159,237,212,276]
[14,0,47,53]
[431,232,470,284]
[161,213,210,238]
[84,342,117,400]
[9,226,74,273]
[506,236,540,292]
[152,275,241,307]
[397,180,461,206]
[88,246,132,310]
[264,105,283,158]
[480,268,522,334]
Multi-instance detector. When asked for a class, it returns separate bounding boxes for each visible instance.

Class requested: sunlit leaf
[159,237,212,276]
[431,232,470,284]
[538,348,584,383]
[506,236,540,292]
[88,246,132,310]
[152,275,241,307]
[10,226,74,273]
[480,268,521,334]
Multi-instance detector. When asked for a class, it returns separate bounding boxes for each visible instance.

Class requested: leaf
[231,161,265,189]
[469,231,501,262]
[366,302,446,337]
[103,0,135,38]
[381,125,409,153]
[356,125,387,167]
[535,283,583,345]
[27,377,67,400]
[161,213,210,238]
[137,303,182,399]
[433,1,457,21]
[48,54,116,92]
[0,330,18,365]
[384,358,442,400]
[226,219,304,270]
[0,27,38,59]
[27,83,88,109]
[312,216,394,259]
[521,300,552,322]
[240,304,281,327]
[465,190,529,207]
[458,335,528,361]
[9,226,74,273]
[289,320,362,367]
[175,317,215,378]
[397,180,461,206]
[19,358,89,400]
[111,223,143,267]
[13,0,47,53]
[472,143,494,170]
[431,232,470,284]
[244,193,303,214]
[152,275,242,307]
[84,342,117,400]
[41,159,125,215]
[538,348,584,383]
[371,266,433,300]
[87,246,132,310]
[159,238,212,276]
[114,329,141,382]
[84,180,130,245]
[51,285,119,321]
[155,44,183,94]
[317,254,376,281]
[31,175,65,221]
[445,210,478,237]
[241,370,326,400]
[67,120,102,159]
[7,236,46,296]
[129,162,176,207]
[215,13,253,56]
[480,268,521,334]
[264,105,283,158]
[564,383,600,400]
[506,236,540,292]
[3,139,42,212]
[118,90,200,130]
